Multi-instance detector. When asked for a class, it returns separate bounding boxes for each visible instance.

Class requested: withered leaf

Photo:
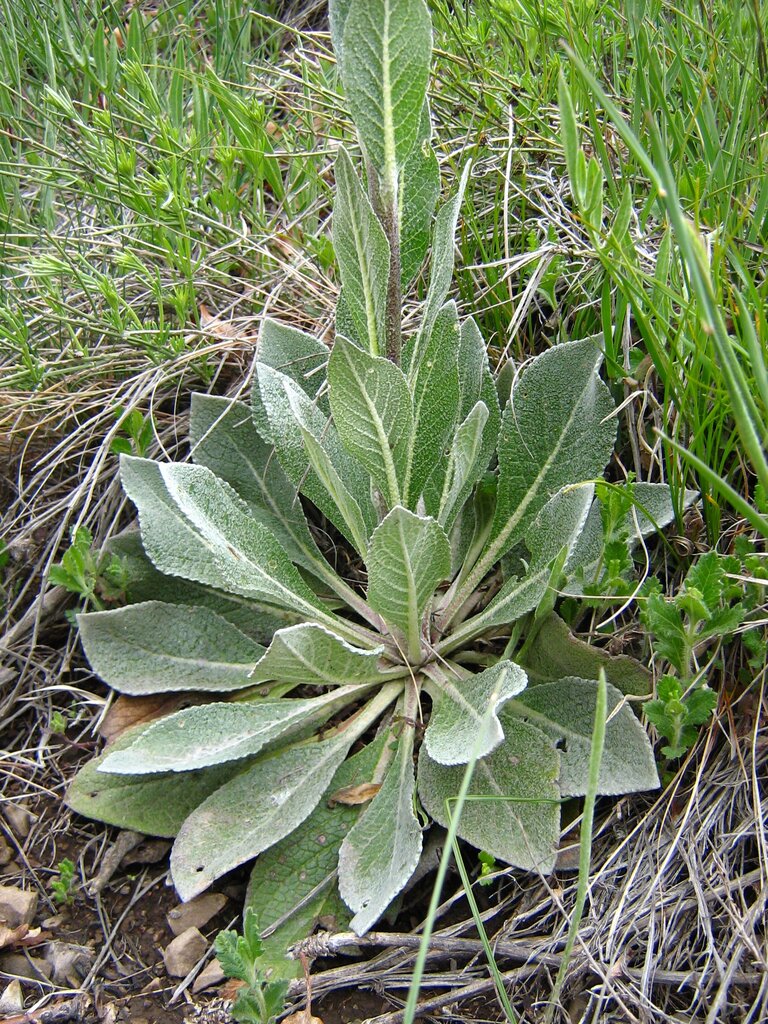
[327,782,381,807]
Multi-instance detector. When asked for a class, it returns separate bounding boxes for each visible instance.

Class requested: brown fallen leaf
[327,782,381,807]
[282,1012,323,1024]
[0,923,30,950]
[100,694,209,742]
[199,304,247,340]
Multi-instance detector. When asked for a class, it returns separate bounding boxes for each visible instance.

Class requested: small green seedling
[50,858,76,906]
[110,406,155,458]
[585,479,638,601]
[477,850,497,885]
[49,526,128,615]
[214,909,289,1024]
[643,676,717,759]
[642,550,752,757]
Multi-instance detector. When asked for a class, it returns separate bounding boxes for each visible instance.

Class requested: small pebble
[163,927,208,978]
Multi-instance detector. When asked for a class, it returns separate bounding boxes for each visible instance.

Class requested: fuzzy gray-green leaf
[424,661,527,765]
[328,335,412,506]
[333,147,390,356]
[340,0,432,183]
[409,161,471,376]
[406,301,461,506]
[508,678,660,796]
[418,716,560,872]
[251,623,393,686]
[457,315,501,453]
[521,612,652,696]
[400,134,440,286]
[257,363,375,544]
[450,482,595,646]
[366,507,450,653]
[245,733,387,979]
[171,731,355,900]
[190,394,331,576]
[120,457,324,619]
[338,728,422,934]
[252,318,329,441]
[66,725,240,838]
[437,401,489,529]
[109,531,295,645]
[100,687,366,775]
[490,337,616,561]
[78,601,264,696]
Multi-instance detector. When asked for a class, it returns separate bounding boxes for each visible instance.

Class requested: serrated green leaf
[366,507,450,658]
[683,551,723,611]
[699,604,745,638]
[489,337,616,563]
[213,929,249,983]
[643,699,673,734]
[508,678,659,796]
[520,612,652,696]
[424,661,528,765]
[641,594,686,673]
[171,730,358,901]
[328,335,412,506]
[66,725,239,837]
[121,457,328,622]
[78,601,265,696]
[683,686,718,724]
[246,734,387,979]
[338,727,422,934]
[406,301,461,506]
[260,981,289,1024]
[100,686,366,775]
[256,363,375,545]
[251,623,395,686]
[333,147,390,356]
[418,716,560,872]
[339,0,432,184]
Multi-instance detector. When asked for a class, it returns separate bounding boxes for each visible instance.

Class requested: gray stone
[0,979,24,1015]
[163,927,208,978]
[0,836,13,867]
[166,893,227,937]
[192,957,226,993]
[0,885,38,928]
[44,941,94,985]
[2,805,35,838]
[0,952,52,981]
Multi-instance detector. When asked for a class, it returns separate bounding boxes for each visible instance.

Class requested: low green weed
[50,858,76,906]
[110,407,155,459]
[642,549,764,757]
[49,526,128,616]
[215,909,288,1024]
